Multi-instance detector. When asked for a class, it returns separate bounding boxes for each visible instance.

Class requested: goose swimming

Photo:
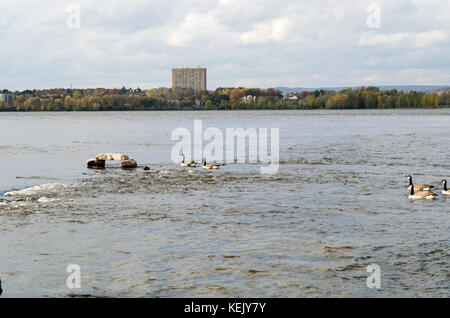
[202,158,219,170]
[441,180,450,195]
[181,154,196,167]
[406,175,434,191]
[408,182,438,200]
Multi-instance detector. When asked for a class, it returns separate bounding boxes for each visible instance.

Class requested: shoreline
[1,106,450,112]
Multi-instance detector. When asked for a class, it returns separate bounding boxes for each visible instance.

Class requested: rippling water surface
[0,110,449,297]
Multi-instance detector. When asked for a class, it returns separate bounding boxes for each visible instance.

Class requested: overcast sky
[0,0,449,90]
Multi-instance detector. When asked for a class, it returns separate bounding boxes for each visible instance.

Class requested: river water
[0,110,449,297]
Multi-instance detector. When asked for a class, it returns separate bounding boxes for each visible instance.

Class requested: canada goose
[408,183,438,200]
[441,180,450,195]
[406,175,434,191]
[202,158,219,170]
[181,154,196,167]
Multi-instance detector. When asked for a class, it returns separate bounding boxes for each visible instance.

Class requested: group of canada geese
[180,156,450,198]
[180,156,450,199]
[180,154,221,170]
[407,175,450,200]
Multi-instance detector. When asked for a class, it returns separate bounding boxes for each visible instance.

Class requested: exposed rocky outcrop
[96,153,129,161]
[87,158,105,169]
[121,159,138,169]
[87,153,137,169]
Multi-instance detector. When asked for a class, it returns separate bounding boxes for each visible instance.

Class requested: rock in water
[87,153,137,169]
[96,153,129,161]
[87,158,105,169]
[143,166,150,171]
[121,159,138,169]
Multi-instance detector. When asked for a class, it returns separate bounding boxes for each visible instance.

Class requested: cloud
[167,12,227,47]
[357,30,449,48]
[414,30,448,47]
[0,0,449,90]
[357,33,411,46]
[219,0,235,5]
[240,16,293,44]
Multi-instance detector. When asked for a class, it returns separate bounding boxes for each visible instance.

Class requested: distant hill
[276,85,450,93]
[433,86,450,92]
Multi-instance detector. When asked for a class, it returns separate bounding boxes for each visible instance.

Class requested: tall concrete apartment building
[172,67,207,91]
[0,93,14,105]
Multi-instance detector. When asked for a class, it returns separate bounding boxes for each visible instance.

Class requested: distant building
[240,95,256,103]
[0,93,14,104]
[284,93,298,100]
[172,67,207,92]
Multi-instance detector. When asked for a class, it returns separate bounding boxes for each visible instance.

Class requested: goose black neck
[444,180,448,191]
[408,177,413,186]
[410,185,414,195]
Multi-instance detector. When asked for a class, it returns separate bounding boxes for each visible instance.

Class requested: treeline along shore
[1,86,449,111]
